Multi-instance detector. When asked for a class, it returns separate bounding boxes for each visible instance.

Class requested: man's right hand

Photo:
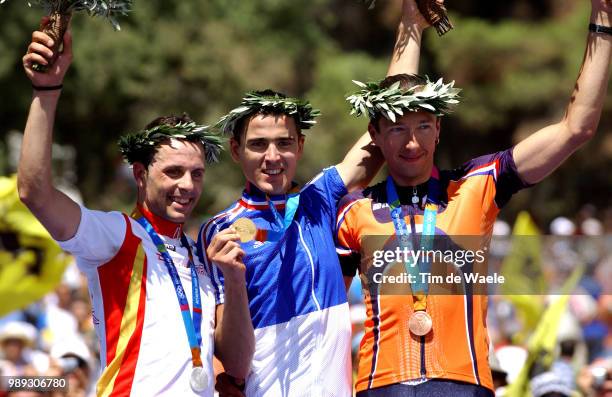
[206,228,247,284]
[22,17,73,87]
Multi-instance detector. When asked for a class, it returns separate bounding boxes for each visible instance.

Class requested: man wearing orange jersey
[336,0,612,395]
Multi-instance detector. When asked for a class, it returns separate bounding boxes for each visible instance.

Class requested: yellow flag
[500,211,546,340]
[504,264,584,397]
[0,175,70,316]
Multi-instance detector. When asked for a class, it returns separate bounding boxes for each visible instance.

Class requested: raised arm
[513,0,612,184]
[18,23,81,242]
[336,0,433,191]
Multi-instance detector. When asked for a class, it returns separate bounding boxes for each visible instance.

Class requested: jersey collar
[132,204,184,239]
[240,181,300,210]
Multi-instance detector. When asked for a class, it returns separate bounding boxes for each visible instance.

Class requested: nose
[178,173,195,191]
[264,143,281,162]
[404,131,421,150]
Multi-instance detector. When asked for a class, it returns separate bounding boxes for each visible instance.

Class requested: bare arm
[208,229,255,380]
[336,0,433,191]
[513,1,612,184]
[18,25,81,242]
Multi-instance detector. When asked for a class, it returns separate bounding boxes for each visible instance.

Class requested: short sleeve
[335,192,363,277]
[494,148,533,208]
[457,148,533,209]
[56,205,126,270]
[301,166,348,222]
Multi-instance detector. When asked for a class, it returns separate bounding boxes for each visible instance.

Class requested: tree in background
[0,0,610,227]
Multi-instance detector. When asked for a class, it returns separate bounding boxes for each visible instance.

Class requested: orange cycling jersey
[336,149,531,393]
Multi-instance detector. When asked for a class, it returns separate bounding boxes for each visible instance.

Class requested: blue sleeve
[300,166,348,221]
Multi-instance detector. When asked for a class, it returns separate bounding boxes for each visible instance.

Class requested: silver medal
[190,366,208,392]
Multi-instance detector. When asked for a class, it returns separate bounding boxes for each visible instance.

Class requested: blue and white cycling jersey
[197,166,352,397]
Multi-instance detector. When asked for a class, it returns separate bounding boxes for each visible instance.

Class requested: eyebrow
[246,136,295,143]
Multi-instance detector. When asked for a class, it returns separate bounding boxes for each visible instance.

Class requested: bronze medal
[232,218,257,243]
[408,311,432,336]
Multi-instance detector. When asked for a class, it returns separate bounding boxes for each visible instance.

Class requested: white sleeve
[56,205,127,268]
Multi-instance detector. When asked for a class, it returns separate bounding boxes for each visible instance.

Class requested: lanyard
[386,170,440,311]
[134,215,203,366]
[262,188,300,241]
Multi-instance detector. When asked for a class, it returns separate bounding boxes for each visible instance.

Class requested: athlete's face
[370,111,440,186]
[134,139,205,224]
[231,114,304,196]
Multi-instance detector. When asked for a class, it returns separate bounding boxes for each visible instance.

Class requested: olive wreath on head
[346,76,461,122]
[213,90,321,137]
[118,121,224,165]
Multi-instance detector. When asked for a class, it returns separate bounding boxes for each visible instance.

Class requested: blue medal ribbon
[386,169,440,311]
[264,190,300,241]
[134,214,203,365]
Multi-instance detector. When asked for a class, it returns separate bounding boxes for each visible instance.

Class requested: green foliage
[0,0,610,223]
[0,0,132,30]
[346,76,461,121]
[118,121,224,165]
[214,90,321,137]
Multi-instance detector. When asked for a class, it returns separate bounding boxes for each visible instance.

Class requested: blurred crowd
[0,206,610,397]
[0,264,97,397]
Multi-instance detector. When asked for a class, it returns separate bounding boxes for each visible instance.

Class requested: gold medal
[408,311,432,336]
[232,218,257,243]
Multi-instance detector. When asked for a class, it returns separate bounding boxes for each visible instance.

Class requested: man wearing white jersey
[18,21,254,396]
[201,1,437,395]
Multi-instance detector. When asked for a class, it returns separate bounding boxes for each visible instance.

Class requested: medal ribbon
[133,212,203,367]
[386,168,440,312]
[263,186,301,241]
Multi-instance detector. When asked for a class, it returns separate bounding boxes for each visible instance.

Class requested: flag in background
[500,211,547,342]
[0,175,71,316]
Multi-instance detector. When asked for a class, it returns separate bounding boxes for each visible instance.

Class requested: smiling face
[230,113,304,196]
[370,111,440,186]
[133,139,205,223]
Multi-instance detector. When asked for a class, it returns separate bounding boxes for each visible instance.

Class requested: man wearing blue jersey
[199,1,438,395]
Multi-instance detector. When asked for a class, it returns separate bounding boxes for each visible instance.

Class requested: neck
[135,203,184,238]
[390,165,434,187]
[245,181,298,199]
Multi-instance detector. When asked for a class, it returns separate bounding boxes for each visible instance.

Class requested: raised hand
[206,228,246,283]
[23,17,73,88]
[402,0,433,31]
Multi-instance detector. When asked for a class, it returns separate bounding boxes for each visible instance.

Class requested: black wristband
[589,23,612,36]
[32,84,63,91]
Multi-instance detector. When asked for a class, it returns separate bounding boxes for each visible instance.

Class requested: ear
[229,138,241,163]
[133,162,147,191]
[367,122,379,145]
[296,134,305,159]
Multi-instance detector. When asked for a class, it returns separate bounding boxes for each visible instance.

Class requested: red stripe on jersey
[97,215,140,365]
[110,254,148,396]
